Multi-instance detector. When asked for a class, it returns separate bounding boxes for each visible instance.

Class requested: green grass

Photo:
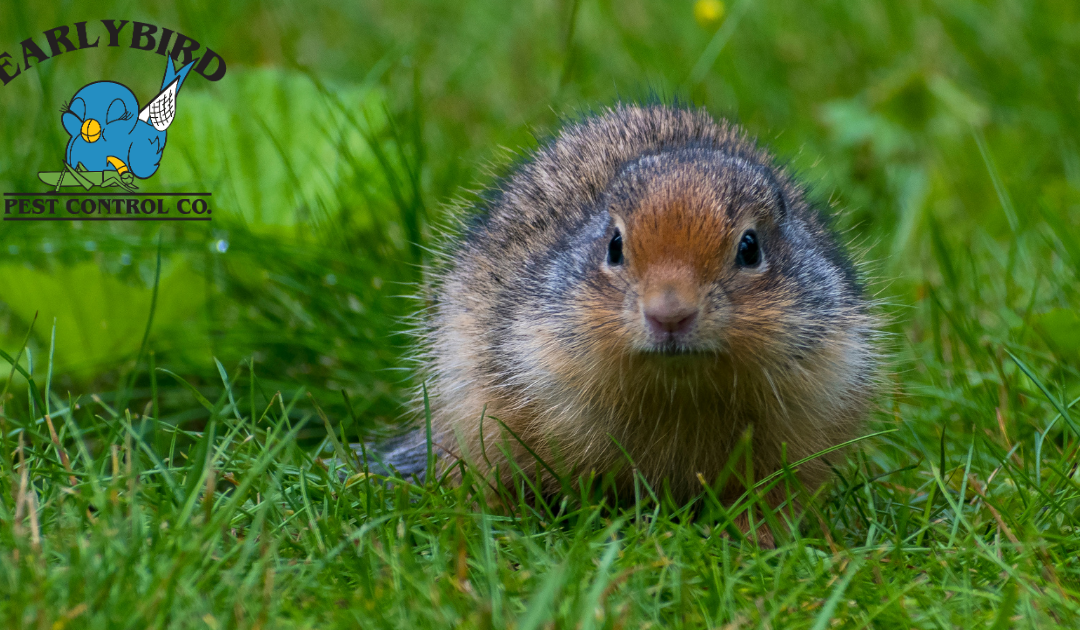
[2,0,1080,627]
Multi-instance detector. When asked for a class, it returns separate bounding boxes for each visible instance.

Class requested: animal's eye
[607,229,624,266]
[735,230,761,268]
[106,98,128,124]
[67,98,86,120]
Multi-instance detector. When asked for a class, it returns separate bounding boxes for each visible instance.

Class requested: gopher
[372,103,879,540]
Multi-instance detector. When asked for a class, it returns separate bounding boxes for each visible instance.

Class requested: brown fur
[414,104,879,523]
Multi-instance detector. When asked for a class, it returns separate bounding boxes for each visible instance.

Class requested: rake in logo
[38,56,195,192]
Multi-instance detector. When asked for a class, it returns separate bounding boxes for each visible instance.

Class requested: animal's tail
[140,58,197,131]
[349,429,430,480]
[161,57,196,92]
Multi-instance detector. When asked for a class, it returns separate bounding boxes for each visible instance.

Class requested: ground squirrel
[377,104,878,527]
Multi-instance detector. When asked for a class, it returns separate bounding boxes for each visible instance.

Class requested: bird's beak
[81,119,102,143]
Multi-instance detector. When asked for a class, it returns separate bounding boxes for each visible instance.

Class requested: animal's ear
[106,98,130,124]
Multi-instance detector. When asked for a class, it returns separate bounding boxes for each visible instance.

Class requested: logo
[39,57,193,193]
[3,21,224,222]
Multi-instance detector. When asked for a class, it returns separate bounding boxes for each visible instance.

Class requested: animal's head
[563,147,864,373]
[62,81,140,147]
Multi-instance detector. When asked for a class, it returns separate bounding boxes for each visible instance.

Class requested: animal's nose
[80,119,101,143]
[643,290,699,338]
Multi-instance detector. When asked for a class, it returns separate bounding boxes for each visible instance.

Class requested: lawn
[1,0,1079,627]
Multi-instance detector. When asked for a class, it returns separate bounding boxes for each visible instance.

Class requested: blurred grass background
[2,0,1080,627]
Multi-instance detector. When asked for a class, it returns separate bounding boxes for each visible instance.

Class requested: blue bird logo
[38,57,195,191]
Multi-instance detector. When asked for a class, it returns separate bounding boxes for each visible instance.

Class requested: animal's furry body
[411,104,878,509]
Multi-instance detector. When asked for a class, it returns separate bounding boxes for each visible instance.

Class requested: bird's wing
[129,132,164,179]
[138,79,179,132]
